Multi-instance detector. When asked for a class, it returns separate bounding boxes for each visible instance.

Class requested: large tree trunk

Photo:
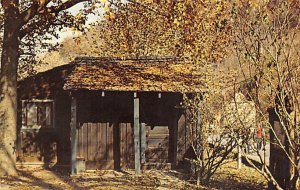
[268,108,290,190]
[0,1,21,176]
[287,126,298,190]
[268,101,299,190]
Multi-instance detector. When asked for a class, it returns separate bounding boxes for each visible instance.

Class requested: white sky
[54,2,103,43]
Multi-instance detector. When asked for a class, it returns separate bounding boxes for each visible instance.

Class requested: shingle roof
[63,56,205,93]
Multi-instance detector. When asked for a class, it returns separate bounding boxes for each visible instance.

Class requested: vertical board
[96,123,101,161]
[70,97,77,174]
[140,123,146,164]
[77,122,114,169]
[134,98,141,174]
[177,114,187,161]
[108,123,114,161]
[128,123,133,164]
[120,123,134,169]
[100,123,107,161]
[146,125,169,163]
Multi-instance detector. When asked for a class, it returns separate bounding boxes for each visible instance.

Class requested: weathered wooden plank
[177,114,186,161]
[91,123,98,161]
[83,123,88,160]
[140,123,146,164]
[127,123,134,168]
[87,123,91,161]
[128,123,134,155]
[120,123,129,168]
[147,134,169,138]
[145,125,170,164]
[120,124,124,166]
[108,123,114,160]
[196,110,202,182]
[101,123,107,160]
[134,97,141,174]
[148,127,169,134]
[147,138,168,147]
[77,125,81,158]
[96,123,101,160]
[70,96,77,175]
[172,112,178,167]
[76,122,120,170]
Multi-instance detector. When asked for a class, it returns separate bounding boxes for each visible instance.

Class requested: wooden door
[77,123,114,170]
[77,122,134,170]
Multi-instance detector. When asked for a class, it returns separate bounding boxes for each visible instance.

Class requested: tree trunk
[0,2,21,175]
[287,126,298,190]
[268,101,299,190]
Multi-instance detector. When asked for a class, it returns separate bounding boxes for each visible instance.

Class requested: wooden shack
[17,56,203,174]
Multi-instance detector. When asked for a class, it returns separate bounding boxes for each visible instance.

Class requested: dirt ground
[0,160,267,190]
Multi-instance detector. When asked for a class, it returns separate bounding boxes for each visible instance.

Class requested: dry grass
[0,160,267,190]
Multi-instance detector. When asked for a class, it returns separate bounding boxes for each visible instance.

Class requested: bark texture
[0,0,21,176]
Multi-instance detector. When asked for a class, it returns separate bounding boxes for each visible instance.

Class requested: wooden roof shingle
[62,56,205,93]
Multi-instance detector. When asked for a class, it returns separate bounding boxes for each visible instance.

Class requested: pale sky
[54,2,103,43]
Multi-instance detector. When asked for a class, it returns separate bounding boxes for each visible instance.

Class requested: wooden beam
[70,96,78,175]
[140,123,146,164]
[134,96,141,174]
[196,110,202,183]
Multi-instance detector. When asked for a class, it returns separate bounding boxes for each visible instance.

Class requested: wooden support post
[70,97,78,175]
[196,110,202,186]
[140,123,146,165]
[134,96,141,174]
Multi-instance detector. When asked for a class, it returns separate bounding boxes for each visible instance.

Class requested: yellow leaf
[104,6,110,12]
[173,18,180,26]
[109,12,115,19]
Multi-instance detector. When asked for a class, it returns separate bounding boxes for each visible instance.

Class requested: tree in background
[233,0,300,189]
[100,0,237,185]
[0,0,105,176]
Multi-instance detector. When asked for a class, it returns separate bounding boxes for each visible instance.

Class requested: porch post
[70,96,78,175]
[134,93,141,174]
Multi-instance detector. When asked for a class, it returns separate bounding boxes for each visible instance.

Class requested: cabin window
[22,100,54,129]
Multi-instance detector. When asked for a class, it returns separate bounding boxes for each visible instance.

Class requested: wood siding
[77,122,134,170]
[77,123,114,169]
[146,126,169,163]
[120,123,134,169]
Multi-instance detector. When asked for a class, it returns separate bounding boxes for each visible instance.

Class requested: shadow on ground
[0,160,267,190]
